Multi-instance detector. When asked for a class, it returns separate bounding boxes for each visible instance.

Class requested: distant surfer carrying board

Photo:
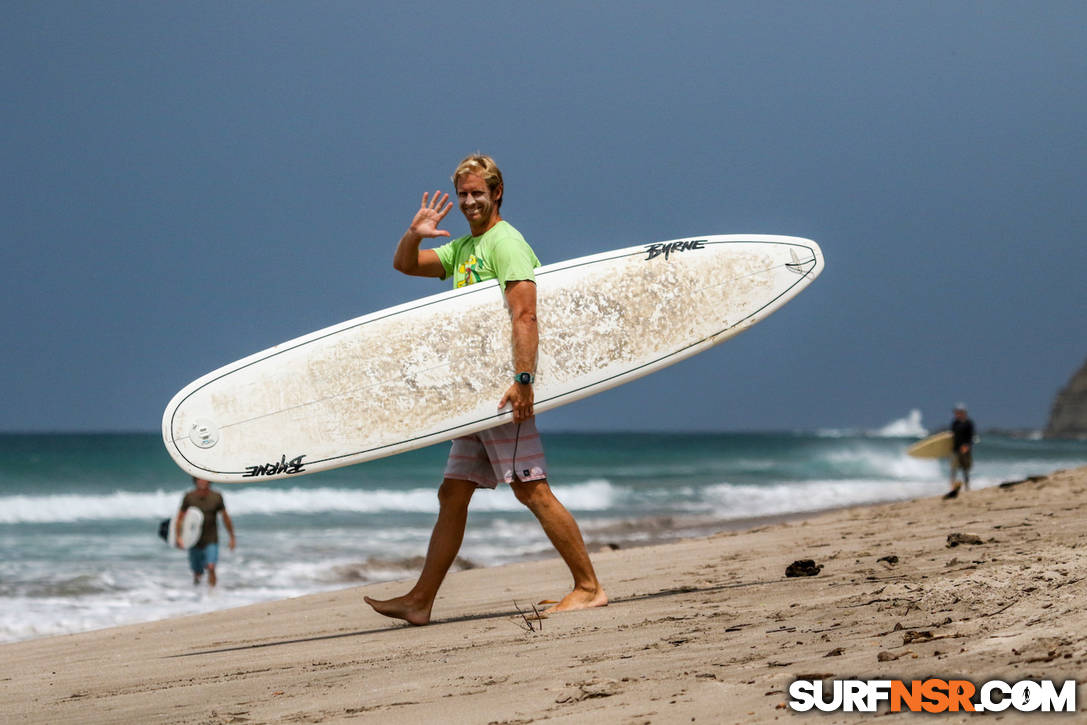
[945,403,976,499]
[177,477,236,586]
[365,154,608,624]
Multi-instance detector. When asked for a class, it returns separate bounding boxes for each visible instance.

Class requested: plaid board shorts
[443,419,548,488]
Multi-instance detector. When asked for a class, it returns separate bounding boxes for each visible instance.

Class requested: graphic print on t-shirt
[456,254,482,288]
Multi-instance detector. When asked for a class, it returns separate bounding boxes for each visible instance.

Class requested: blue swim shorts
[188,543,219,574]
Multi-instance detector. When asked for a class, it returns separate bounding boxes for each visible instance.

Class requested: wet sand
[3,466,1086,723]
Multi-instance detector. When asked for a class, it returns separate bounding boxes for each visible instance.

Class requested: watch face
[518,372,533,385]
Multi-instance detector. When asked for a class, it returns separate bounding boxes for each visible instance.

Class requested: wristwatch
[515,372,535,385]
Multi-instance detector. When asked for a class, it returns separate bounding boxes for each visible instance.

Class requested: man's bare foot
[543,586,608,614]
[364,594,433,626]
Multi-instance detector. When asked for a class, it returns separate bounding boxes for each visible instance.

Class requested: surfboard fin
[786,248,816,275]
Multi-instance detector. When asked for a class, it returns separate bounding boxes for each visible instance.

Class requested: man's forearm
[393,231,424,273]
[511,312,538,374]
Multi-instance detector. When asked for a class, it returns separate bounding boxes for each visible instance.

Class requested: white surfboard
[166,507,204,549]
[907,431,954,459]
[163,234,824,482]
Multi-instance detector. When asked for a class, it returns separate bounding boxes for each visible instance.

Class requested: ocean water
[3,412,1086,643]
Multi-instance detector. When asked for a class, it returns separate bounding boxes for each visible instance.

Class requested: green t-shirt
[434,220,540,289]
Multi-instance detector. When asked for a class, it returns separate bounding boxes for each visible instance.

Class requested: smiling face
[455,172,502,236]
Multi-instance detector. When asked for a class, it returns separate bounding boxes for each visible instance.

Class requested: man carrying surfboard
[946,404,976,499]
[177,477,236,586]
[365,154,607,625]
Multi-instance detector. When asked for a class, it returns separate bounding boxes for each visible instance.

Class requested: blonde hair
[452,154,504,209]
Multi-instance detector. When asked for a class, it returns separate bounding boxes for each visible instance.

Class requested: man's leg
[512,479,607,613]
[189,546,205,585]
[944,454,964,499]
[364,478,476,625]
[205,543,219,587]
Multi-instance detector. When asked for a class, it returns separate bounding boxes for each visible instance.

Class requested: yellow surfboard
[907,431,953,459]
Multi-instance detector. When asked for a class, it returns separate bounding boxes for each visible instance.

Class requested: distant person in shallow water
[945,404,976,499]
[177,477,236,586]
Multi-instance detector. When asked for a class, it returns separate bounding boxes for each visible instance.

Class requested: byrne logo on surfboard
[243,454,307,478]
[644,239,706,261]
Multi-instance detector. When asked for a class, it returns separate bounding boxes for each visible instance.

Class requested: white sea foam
[0,517,561,643]
[0,583,321,643]
[814,427,858,438]
[0,479,621,524]
[817,445,940,480]
[701,478,945,519]
[872,409,928,437]
[817,408,930,438]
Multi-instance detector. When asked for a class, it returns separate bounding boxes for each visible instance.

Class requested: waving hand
[409,191,454,240]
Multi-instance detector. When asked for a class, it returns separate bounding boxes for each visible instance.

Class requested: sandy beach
[3,465,1086,724]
